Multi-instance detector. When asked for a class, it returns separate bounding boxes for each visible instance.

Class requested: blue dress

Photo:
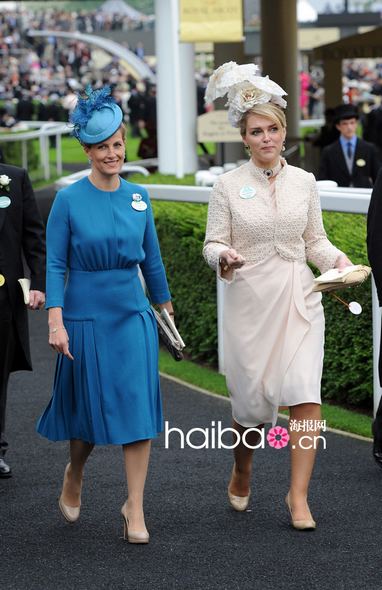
[37,177,171,445]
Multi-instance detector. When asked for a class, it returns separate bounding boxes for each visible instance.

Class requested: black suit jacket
[318,138,381,188]
[367,168,382,385]
[0,164,46,371]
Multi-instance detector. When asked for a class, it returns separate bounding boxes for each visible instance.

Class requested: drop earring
[282,143,286,152]
[88,158,92,164]
[244,144,251,155]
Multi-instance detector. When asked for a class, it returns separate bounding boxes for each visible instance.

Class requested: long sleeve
[367,169,382,305]
[140,193,171,304]
[370,145,382,184]
[45,191,71,308]
[303,174,342,273]
[203,179,233,270]
[318,147,330,181]
[21,169,46,292]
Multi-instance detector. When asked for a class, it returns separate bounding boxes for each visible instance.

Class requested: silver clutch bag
[151,307,186,361]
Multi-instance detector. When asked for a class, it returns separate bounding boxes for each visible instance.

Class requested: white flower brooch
[0,174,11,190]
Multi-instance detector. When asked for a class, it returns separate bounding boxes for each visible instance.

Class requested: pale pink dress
[223,180,324,427]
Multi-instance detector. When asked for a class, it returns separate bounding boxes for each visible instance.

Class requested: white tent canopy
[99,0,146,20]
[297,0,318,22]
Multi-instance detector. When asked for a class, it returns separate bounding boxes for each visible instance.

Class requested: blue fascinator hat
[70,85,123,144]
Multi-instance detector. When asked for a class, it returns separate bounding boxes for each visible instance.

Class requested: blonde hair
[239,103,286,137]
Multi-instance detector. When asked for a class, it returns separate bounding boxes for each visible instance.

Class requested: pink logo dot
[267,426,290,449]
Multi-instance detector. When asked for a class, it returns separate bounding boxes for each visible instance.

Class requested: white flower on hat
[205,61,287,128]
[205,61,260,102]
[0,174,11,189]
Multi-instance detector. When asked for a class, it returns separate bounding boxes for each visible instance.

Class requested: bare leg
[228,420,264,496]
[122,439,151,533]
[61,439,94,507]
[288,403,321,521]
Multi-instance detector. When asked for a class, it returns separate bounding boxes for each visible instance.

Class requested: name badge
[0,196,11,208]
[132,201,147,211]
[131,192,147,211]
[239,186,256,199]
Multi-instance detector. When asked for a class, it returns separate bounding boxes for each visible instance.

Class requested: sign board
[179,0,243,43]
[197,111,242,143]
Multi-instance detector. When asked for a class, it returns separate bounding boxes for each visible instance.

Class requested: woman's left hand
[334,253,353,271]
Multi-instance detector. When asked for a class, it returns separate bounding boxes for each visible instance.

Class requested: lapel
[352,138,366,174]
[0,167,14,233]
[333,141,350,179]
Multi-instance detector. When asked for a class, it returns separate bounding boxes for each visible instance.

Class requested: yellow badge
[356,158,366,167]
[0,274,5,287]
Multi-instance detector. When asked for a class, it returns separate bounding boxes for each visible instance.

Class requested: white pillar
[155,0,198,177]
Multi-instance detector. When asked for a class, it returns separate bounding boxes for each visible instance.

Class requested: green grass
[159,349,229,397]
[50,133,215,167]
[158,349,373,439]
[129,172,196,185]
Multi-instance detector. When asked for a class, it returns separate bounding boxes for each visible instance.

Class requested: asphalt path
[1,301,382,590]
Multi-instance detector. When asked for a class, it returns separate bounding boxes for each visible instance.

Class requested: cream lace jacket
[203,159,342,279]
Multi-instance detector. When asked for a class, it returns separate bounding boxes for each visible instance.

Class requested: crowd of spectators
[1,5,382,141]
[299,58,382,121]
[0,6,155,129]
[23,7,153,34]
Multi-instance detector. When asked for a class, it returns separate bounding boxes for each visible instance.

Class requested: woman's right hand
[219,248,246,271]
[49,326,74,361]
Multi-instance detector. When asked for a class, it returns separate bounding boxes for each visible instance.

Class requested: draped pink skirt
[223,253,324,427]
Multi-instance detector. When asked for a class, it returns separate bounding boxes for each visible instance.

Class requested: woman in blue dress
[37,87,173,544]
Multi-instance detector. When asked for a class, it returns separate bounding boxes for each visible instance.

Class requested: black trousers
[373,322,382,447]
[0,286,16,456]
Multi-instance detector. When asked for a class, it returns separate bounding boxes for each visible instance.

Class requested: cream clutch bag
[18,278,31,304]
[312,265,371,293]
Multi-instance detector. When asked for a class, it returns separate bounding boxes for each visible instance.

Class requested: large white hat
[205,61,287,127]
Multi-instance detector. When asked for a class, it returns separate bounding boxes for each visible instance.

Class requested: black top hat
[334,103,359,123]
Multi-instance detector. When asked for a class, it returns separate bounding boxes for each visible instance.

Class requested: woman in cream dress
[203,62,351,529]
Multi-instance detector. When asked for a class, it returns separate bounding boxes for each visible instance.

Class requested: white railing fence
[0,121,71,180]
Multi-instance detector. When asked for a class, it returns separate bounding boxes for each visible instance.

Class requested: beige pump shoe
[58,463,81,523]
[228,463,251,511]
[228,489,251,512]
[285,493,316,530]
[121,504,149,544]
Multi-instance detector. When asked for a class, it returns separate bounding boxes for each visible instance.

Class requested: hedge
[151,200,373,412]
[0,137,39,169]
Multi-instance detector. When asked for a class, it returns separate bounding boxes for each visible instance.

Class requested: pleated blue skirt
[37,267,162,445]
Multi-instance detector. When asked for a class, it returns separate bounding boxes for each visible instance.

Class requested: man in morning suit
[367,168,382,468]
[0,163,45,478]
[318,104,381,188]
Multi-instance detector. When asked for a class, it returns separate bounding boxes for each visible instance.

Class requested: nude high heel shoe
[227,464,251,511]
[228,489,251,512]
[58,463,81,523]
[285,493,316,530]
[121,504,149,544]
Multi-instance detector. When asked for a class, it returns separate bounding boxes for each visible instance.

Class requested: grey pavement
[1,291,382,590]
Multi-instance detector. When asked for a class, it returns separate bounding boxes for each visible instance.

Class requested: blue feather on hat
[70,85,116,140]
